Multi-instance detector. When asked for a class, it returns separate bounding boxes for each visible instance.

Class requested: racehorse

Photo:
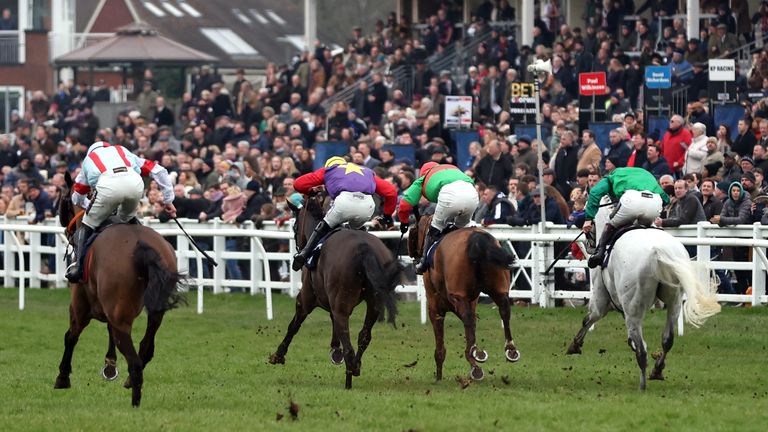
[269,191,403,389]
[408,215,519,382]
[566,197,721,390]
[54,172,184,406]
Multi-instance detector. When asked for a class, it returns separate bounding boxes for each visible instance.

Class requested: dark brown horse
[408,215,520,381]
[269,191,403,389]
[54,172,184,407]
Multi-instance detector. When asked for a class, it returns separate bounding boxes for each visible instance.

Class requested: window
[0,86,24,133]
[199,28,258,57]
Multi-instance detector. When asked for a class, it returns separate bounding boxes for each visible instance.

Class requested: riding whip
[172,217,219,267]
[544,231,584,275]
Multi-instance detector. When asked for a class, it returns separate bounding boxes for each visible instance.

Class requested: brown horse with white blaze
[54,172,184,407]
[409,215,520,381]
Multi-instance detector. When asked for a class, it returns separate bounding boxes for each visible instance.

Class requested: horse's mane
[303,193,328,220]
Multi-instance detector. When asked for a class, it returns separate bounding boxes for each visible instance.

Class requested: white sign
[443,96,473,128]
[709,59,735,82]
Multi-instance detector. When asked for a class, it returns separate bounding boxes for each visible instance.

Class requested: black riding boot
[587,223,617,268]
[292,220,332,271]
[65,224,94,283]
[415,226,441,275]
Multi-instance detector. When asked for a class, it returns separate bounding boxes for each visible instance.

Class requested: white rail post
[3,225,13,288]
[287,220,300,297]
[29,231,40,288]
[55,233,67,287]
[195,252,204,314]
[752,224,765,306]
[10,231,25,310]
[212,219,224,294]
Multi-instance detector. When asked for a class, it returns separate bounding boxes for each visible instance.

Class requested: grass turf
[0,288,766,431]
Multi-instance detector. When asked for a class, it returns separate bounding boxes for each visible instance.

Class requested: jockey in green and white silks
[582,167,670,268]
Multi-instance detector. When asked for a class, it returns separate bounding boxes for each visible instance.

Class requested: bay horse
[408,215,519,382]
[54,172,184,406]
[269,191,403,389]
[566,197,721,390]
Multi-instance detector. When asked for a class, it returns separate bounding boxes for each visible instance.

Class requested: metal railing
[0,30,20,65]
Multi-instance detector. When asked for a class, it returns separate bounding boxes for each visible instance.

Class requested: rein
[66,210,85,236]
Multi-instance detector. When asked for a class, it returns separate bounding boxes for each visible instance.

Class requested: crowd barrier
[2,217,767,331]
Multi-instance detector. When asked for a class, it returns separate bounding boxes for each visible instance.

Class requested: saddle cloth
[601,224,660,268]
[79,216,141,282]
[424,224,460,269]
[305,227,342,270]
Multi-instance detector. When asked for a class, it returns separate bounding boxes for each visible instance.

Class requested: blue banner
[713,104,747,142]
[450,130,481,171]
[645,66,672,89]
[646,116,670,143]
[312,142,350,170]
[588,122,623,152]
[382,144,416,166]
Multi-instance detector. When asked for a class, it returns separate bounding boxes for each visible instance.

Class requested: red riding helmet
[420,162,438,177]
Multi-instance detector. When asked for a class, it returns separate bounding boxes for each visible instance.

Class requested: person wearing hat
[711,22,739,57]
[291,156,397,271]
[685,38,706,64]
[398,161,482,274]
[25,180,54,224]
[670,48,693,83]
[515,135,538,173]
[66,141,177,282]
[582,167,670,268]
[740,155,755,174]
[233,180,271,224]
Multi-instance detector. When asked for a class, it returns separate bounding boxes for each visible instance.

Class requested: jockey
[66,141,177,282]
[582,166,670,268]
[398,162,478,274]
[291,156,397,271]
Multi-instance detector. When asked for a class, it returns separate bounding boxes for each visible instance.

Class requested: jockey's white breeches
[324,191,376,229]
[83,169,145,228]
[432,181,479,231]
[610,189,663,227]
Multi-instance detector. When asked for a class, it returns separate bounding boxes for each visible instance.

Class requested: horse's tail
[358,241,402,327]
[652,244,721,328]
[467,230,515,271]
[134,241,186,313]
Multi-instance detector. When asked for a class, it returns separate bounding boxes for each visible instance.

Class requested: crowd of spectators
[3,1,768,293]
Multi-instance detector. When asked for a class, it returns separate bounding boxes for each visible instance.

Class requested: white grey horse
[566,197,721,390]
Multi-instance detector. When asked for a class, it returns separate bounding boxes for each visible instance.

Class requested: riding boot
[587,224,617,269]
[415,226,441,275]
[65,224,94,283]
[292,220,332,271]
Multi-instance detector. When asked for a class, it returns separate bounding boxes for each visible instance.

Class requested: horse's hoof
[470,346,488,363]
[268,353,285,365]
[123,377,131,389]
[470,366,485,381]
[54,376,70,389]
[565,343,582,355]
[329,348,344,365]
[649,370,665,381]
[102,364,119,381]
[505,348,521,362]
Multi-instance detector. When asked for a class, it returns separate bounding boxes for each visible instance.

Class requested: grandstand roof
[73,0,332,69]
[55,22,219,66]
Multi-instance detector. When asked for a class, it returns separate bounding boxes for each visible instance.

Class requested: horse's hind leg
[566,286,611,355]
[329,313,344,365]
[102,324,118,381]
[489,292,520,362]
[428,299,447,381]
[351,300,380,377]
[331,311,356,389]
[111,324,144,407]
[626,316,648,391]
[54,304,92,389]
[269,293,316,365]
[650,298,680,381]
[455,298,483,381]
[124,311,165,388]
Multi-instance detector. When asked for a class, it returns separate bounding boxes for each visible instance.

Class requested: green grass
[1,288,767,431]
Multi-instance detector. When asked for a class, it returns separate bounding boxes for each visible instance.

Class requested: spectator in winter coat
[481,185,514,225]
[683,122,709,175]
[474,139,514,194]
[661,115,692,174]
[654,179,706,227]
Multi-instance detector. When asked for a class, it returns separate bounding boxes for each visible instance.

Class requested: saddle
[424,224,460,270]
[79,216,142,281]
[305,227,342,270]
[601,224,660,268]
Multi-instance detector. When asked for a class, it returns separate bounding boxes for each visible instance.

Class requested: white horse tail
[651,245,721,328]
